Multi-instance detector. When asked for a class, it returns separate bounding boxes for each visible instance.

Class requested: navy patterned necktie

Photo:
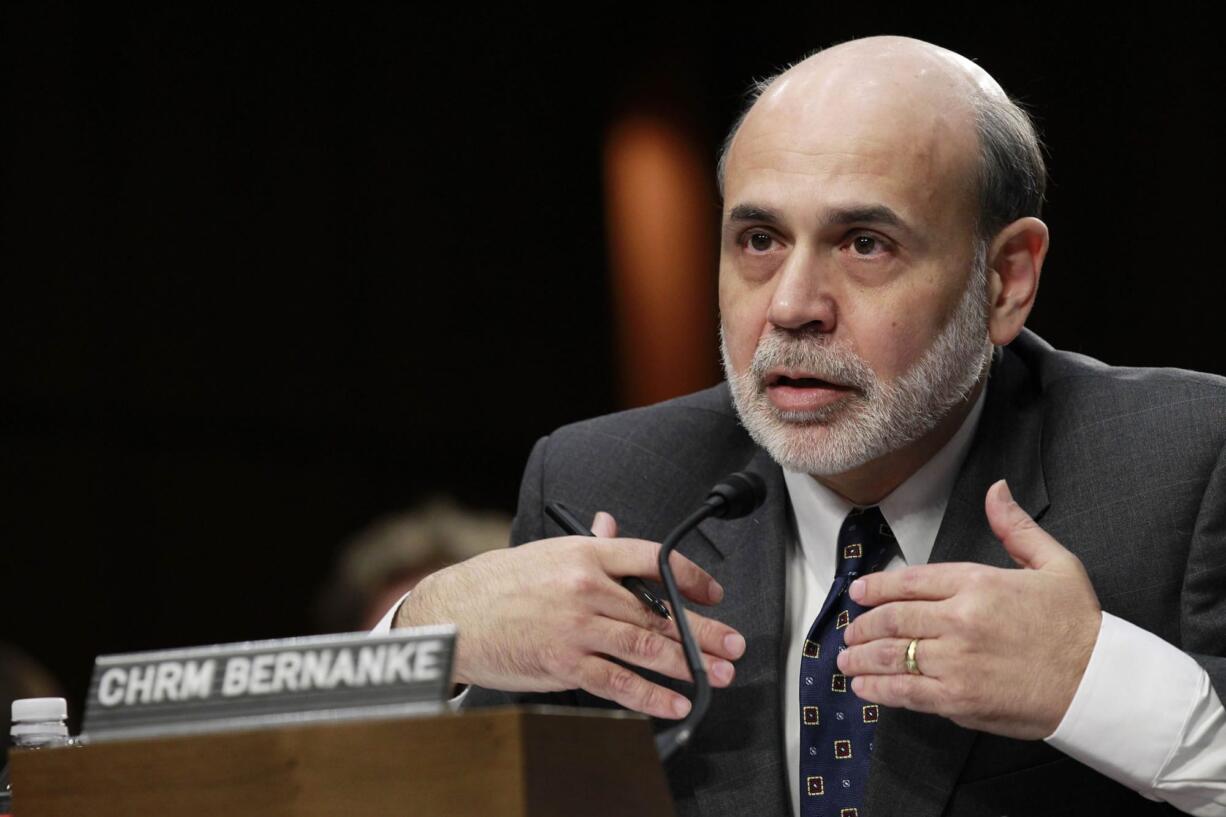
[799,506,896,817]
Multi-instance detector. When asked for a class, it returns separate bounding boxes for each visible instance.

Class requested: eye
[843,232,893,259]
[746,231,775,253]
[852,235,880,255]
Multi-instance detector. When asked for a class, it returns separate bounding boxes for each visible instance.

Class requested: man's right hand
[393,511,746,720]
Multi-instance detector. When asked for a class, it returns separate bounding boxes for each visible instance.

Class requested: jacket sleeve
[1185,438,1226,697]
[1045,436,1226,816]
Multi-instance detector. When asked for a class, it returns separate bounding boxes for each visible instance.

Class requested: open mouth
[766,372,853,390]
[764,371,855,412]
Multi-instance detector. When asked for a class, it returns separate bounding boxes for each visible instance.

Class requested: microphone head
[705,470,767,519]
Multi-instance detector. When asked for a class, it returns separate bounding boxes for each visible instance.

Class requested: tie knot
[835,506,895,577]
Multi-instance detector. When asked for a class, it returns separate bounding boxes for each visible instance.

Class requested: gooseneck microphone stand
[655,471,766,761]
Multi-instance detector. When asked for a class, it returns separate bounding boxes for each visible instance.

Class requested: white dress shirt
[781,391,1226,817]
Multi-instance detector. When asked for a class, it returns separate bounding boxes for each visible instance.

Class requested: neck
[815,376,985,506]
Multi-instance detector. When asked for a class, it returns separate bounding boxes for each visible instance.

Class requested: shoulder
[1010,330,1226,438]
[526,384,762,534]
[549,383,740,445]
[1005,331,1226,491]
[541,383,755,475]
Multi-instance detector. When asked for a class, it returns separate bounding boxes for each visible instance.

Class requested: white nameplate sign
[82,626,455,741]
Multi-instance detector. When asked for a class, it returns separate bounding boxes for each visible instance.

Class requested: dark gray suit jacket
[472,330,1226,816]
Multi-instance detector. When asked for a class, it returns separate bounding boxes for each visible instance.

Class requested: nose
[765,248,836,334]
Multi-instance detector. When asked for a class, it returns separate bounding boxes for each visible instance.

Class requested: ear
[985,216,1049,346]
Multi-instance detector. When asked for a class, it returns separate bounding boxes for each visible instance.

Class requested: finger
[851,673,946,714]
[672,606,748,661]
[575,655,693,720]
[837,637,944,679]
[593,539,724,606]
[593,586,747,661]
[985,480,1068,570]
[849,563,971,607]
[588,618,737,687]
[842,600,947,646]
[591,511,618,538]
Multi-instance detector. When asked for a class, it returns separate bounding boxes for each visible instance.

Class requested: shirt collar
[782,386,987,568]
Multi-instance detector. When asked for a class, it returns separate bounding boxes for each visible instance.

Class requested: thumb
[985,479,1065,570]
[591,511,619,538]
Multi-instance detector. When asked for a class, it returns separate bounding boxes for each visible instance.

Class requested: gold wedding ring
[904,638,922,675]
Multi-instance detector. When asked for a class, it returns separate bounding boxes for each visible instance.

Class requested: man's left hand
[836,479,1102,739]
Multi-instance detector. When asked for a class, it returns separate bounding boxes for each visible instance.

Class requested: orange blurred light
[603,114,719,408]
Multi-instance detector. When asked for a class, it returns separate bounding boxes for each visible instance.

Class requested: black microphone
[655,470,767,760]
[704,470,767,519]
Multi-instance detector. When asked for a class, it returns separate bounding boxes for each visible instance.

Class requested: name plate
[81,626,455,741]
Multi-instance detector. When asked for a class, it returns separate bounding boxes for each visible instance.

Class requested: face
[718,64,993,476]
[722,253,989,474]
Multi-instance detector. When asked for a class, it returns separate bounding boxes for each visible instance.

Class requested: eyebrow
[819,205,906,231]
[726,204,783,224]
[726,202,908,230]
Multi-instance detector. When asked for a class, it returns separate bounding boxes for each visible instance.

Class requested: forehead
[725,69,980,231]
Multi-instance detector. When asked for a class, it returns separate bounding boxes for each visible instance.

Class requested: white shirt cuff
[370,590,469,709]
[369,590,414,635]
[1045,612,1217,808]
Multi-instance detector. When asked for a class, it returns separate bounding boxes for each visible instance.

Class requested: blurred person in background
[315,498,510,633]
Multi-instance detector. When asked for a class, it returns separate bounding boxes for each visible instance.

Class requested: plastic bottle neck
[11,721,69,748]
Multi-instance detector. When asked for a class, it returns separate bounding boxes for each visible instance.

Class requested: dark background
[2,5,1221,716]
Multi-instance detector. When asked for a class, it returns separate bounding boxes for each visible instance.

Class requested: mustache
[748,332,876,393]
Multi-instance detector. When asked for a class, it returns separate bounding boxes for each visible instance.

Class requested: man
[382,37,1226,816]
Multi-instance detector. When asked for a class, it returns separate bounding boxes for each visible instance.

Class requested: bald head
[718,36,1045,241]
[789,36,1007,101]
[750,36,1005,132]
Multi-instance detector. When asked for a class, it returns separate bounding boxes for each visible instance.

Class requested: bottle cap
[11,697,67,724]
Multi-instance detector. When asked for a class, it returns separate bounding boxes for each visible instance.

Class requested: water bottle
[0,697,73,815]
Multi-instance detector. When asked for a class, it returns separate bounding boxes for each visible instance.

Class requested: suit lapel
[676,449,793,817]
[866,344,1050,817]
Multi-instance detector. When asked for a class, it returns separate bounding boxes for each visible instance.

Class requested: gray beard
[721,260,992,477]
